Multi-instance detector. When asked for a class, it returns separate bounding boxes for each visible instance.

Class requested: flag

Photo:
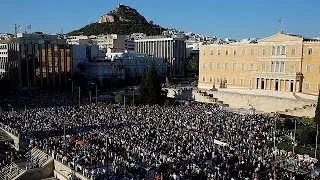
[76,140,85,145]
[27,25,31,29]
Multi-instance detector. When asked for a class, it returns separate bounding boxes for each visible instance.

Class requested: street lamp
[92,82,98,104]
[69,78,74,93]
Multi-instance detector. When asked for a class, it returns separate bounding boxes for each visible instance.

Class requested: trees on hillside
[138,63,166,105]
[315,91,320,124]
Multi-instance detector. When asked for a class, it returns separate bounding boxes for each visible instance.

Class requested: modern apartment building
[134,35,186,76]
[90,34,134,52]
[199,32,320,96]
[67,35,91,45]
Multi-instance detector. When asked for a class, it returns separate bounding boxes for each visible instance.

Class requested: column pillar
[293,80,297,92]
[260,78,262,89]
[296,80,300,92]
[264,79,267,90]
[288,80,291,92]
[279,79,282,91]
[270,79,272,90]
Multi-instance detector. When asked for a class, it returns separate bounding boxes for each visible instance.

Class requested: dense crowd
[0,101,318,179]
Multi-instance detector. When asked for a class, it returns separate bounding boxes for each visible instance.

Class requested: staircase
[29,148,51,168]
[0,162,24,180]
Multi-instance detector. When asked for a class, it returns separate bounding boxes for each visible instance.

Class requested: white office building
[105,50,167,78]
[67,35,92,45]
[134,35,186,76]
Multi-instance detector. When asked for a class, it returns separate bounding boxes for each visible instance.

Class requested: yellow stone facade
[199,32,320,96]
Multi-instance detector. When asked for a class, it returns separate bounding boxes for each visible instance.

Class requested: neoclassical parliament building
[198,32,320,96]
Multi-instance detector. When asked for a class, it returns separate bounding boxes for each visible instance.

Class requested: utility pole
[273,113,277,180]
[132,90,135,106]
[274,114,277,149]
[71,81,74,93]
[63,119,66,156]
[95,84,98,104]
[78,87,81,107]
[293,119,297,154]
[316,124,319,159]
[105,135,109,179]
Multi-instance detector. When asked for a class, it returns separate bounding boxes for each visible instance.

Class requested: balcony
[250,71,302,80]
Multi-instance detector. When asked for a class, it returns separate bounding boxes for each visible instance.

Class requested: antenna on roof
[277,17,284,33]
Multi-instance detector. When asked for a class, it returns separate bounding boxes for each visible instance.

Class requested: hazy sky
[0,0,319,39]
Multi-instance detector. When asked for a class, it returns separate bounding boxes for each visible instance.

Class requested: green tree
[109,61,124,82]
[115,94,123,104]
[315,91,320,124]
[186,57,199,75]
[138,63,165,105]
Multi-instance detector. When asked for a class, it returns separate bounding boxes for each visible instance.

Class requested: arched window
[281,46,286,55]
[277,46,281,55]
[272,46,276,55]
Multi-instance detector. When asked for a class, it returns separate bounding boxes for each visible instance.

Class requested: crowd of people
[0,99,318,179]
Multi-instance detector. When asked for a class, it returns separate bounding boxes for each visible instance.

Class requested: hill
[69,4,166,36]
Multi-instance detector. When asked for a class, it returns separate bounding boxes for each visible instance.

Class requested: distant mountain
[68,4,166,36]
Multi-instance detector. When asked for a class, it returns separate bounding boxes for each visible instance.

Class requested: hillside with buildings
[69,4,166,36]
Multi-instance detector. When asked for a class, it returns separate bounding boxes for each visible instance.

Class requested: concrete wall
[193,90,317,117]
[13,158,54,180]
[0,127,20,151]
[53,160,89,180]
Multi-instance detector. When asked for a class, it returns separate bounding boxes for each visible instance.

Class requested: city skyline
[0,0,320,39]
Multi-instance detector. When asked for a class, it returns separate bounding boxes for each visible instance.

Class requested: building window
[281,46,286,55]
[202,63,206,68]
[226,50,229,55]
[271,62,274,72]
[308,48,313,55]
[291,48,296,55]
[263,49,266,56]
[242,49,246,56]
[209,77,213,82]
[277,46,281,55]
[210,62,214,69]
[233,63,236,70]
[232,78,236,85]
[218,50,221,55]
[225,63,228,70]
[290,65,295,73]
[275,62,280,72]
[233,50,236,55]
[251,49,254,56]
[210,50,213,55]
[240,79,244,86]
[217,78,220,83]
[272,46,276,55]
[203,50,206,55]
[203,77,206,82]
[217,63,221,70]
[241,63,245,70]
[280,62,285,72]
[304,82,310,90]
[262,64,266,71]
[306,64,312,72]
[250,64,254,71]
